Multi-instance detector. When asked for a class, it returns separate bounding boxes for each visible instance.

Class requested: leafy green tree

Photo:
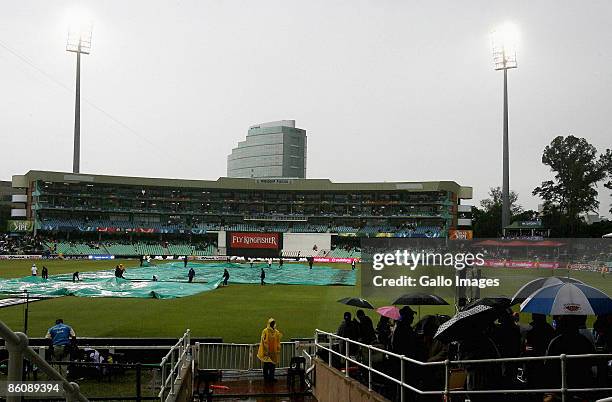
[473,187,522,237]
[513,209,539,223]
[533,135,609,235]
[480,186,523,216]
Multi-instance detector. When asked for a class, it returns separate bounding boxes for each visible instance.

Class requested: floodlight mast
[491,24,518,236]
[66,22,92,174]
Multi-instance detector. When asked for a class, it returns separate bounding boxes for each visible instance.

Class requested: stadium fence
[196,339,315,371]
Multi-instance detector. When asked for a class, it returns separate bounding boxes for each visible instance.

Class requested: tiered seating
[134,243,165,255]
[166,244,194,255]
[327,248,352,258]
[331,225,358,233]
[103,243,137,255]
[290,224,328,233]
[47,242,107,255]
[414,225,442,237]
[192,244,216,256]
[223,223,259,231]
[265,223,291,232]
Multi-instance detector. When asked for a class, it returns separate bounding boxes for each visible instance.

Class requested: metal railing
[158,329,191,401]
[315,329,612,402]
[38,360,159,401]
[0,319,89,402]
[196,340,315,371]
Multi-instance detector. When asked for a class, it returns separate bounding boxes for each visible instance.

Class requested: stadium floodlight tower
[66,13,92,174]
[491,22,518,235]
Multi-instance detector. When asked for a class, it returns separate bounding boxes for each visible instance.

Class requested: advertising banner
[482,259,561,269]
[229,232,280,249]
[227,232,282,257]
[97,227,121,233]
[0,255,43,260]
[314,257,360,263]
[7,220,34,232]
[449,229,473,240]
[87,255,116,260]
[126,228,156,233]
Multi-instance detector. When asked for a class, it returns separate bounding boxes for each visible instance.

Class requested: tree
[513,209,539,222]
[472,187,523,237]
[480,187,523,216]
[533,135,609,235]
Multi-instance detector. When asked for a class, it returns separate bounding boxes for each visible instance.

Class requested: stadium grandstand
[5,170,472,257]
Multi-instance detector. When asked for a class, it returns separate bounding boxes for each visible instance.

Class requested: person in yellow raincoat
[257,318,282,381]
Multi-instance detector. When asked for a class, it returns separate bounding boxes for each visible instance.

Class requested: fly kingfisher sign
[230,232,280,250]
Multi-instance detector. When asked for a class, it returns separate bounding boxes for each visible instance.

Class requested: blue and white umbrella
[520,283,612,316]
[511,276,583,305]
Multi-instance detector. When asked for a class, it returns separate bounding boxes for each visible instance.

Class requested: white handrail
[197,341,315,371]
[158,329,191,401]
[315,328,612,402]
[0,320,89,402]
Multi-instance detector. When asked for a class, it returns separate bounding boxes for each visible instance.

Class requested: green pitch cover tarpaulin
[0,262,356,299]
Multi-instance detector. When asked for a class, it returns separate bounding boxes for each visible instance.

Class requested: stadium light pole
[491,23,518,235]
[66,16,92,174]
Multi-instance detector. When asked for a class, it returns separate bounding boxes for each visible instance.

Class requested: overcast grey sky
[1,0,611,216]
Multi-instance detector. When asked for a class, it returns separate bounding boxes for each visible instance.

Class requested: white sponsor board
[0,255,43,260]
[283,233,331,256]
[314,257,360,263]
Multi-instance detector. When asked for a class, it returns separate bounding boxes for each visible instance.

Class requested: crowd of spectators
[333,307,612,401]
[0,234,45,255]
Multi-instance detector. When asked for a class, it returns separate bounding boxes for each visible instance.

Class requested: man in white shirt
[31,263,38,276]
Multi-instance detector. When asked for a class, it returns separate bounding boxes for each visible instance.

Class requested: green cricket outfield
[1,259,611,342]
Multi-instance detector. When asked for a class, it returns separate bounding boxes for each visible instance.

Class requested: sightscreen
[226,232,282,257]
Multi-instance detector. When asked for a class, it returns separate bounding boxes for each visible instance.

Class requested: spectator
[356,310,376,344]
[391,306,421,359]
[458,327,503,402]
[491,309,522,385]
[594,314,612,352]
[523,313,555,392]
[376,316,392,348]
[524,313,555,357]
[46,319,76,376]
[337,311,360,356]
[257,318,282,382]
[545,315,595,391]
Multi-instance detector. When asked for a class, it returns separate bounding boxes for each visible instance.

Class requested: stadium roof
[13,170,472,199]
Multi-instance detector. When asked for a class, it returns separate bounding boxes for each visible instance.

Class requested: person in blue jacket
[45,319,76,375]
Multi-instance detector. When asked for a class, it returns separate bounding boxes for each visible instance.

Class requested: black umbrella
[511,276,584,305]
[392,292,449,319]
[414,314,451,336]
[463,295,512,311]
[337,297,375,309]
[433,305,498,343]
[392,292,449,306]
